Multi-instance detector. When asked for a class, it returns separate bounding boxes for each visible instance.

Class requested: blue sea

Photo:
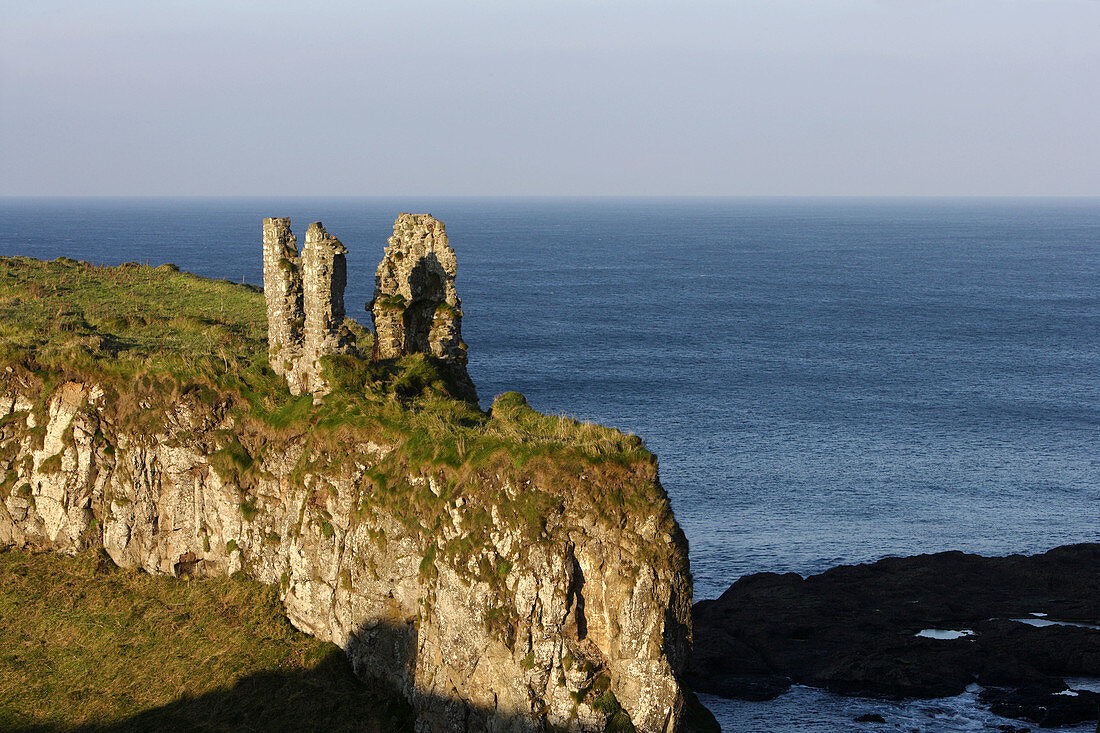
[2,197,1098,731]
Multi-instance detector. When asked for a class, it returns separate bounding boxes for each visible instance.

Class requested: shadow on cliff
[12,646,414,733]
[11,615,720,733]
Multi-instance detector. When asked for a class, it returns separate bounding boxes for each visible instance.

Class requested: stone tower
[371,214,475,399]
[302,222,348,356]
[262,218,350,397]
[262,217,302,376]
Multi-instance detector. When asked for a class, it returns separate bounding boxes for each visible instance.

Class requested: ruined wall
[266,214,475,402]
[261,218,302,381]
[0,376,692,733]
[302,222,349,358]
[372,214,474,399]
[261,218,350,396]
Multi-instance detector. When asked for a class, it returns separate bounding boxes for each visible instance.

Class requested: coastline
[1,198,1097,731]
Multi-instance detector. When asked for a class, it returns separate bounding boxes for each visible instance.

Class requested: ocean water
[2,197,1098,731]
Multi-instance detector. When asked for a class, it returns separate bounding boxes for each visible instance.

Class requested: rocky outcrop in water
[371,214,474,400]
[689,545,1100,728]
[262,218,351,396]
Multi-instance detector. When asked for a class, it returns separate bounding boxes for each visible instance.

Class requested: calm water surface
[2,197,1098,731]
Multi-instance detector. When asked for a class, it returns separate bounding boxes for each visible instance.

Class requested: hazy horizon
[3,1,1098,197]
[4,194,1100,201]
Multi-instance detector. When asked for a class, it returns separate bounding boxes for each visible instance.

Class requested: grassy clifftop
[0,255,647,460]
[0,256,270,376]
[0,256,682,568]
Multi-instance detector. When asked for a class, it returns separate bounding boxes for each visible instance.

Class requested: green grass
[0,257,268,379]
[0,548,412,732]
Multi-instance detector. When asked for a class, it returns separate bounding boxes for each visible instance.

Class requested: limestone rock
[371,214,474,400]
[0,376,692,732]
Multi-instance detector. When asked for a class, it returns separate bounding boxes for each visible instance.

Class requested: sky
[1,0,1098,196]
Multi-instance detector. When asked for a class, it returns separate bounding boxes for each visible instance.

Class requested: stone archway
[403,259,446,354]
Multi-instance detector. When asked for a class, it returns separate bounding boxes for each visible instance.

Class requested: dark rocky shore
[688,544,1100,728]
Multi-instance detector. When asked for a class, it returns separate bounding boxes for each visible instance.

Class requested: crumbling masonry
[263,214,474,401]
[370,214,474,397]
[262,218,351,396]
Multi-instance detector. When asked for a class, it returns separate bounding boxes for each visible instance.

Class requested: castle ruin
[262,218,352,396]
[262,214,474,400]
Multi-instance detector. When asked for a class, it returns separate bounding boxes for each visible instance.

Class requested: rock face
[371,214,474,399]
[0,375,693,732]
[262,218,351,396]
[689,545,1100,728]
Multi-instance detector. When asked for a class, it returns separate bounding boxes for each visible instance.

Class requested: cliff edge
[0,247,701,732]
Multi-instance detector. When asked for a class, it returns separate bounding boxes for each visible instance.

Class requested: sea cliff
[0,254,699,732]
